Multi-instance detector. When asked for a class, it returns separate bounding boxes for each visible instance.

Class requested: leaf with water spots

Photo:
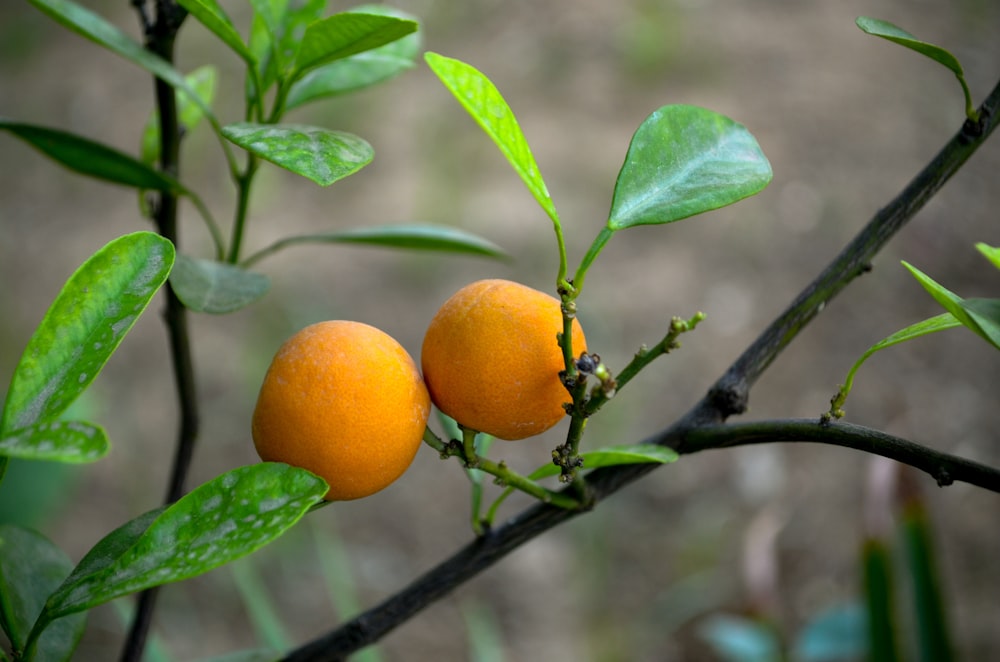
[31,464,326,637]
[0,420,109,464]
[0,232,175,437]
[221,123,373,186]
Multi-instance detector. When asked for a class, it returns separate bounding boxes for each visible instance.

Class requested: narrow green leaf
[608,105,772,230]
[246,225,507,265]
[862,539,900,662]
[856,17,963,78]
[528,444,678,480]
[901,500,953,662]
[193,650,280,662]
[26,0,215,123]
[170,254,271,314]
[0,119,183,192]
[902,261,1000,350]
[828,312,961,418]
[0,525,85,661]
[222,123,372,186]
[40,464,326,625]
[286,5,420,110]
[424,52,559,223]
[0,232,175,436]
[176,0,256,65]
[141,66,218,166]
[975,242,1000,270]
[0,420,108,464]
[292,12,418,80]
[230,559,291,651]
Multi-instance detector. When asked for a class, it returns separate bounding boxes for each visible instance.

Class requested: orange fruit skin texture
[252,321,430,501]
[421,279,586,441]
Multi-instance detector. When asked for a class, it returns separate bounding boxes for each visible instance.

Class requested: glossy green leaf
[170,254,271,314]
[902,261,1000,351]
[38,464,326,628]
[0,119,182,192]
[425,52,559,224]
[0,525,85,661]
[793,603,866,662]
[856,17,963,78]
[177,0,256,65]
[863,539,900,662]
[975,242,1000,270]
[0,420,108,464]
[292,11,418,81]
[222,123,372,186]
[608,105,772,230]
[141,66,218,165]
[528,444,678,480]
[26,0,214,122]
[286,5,420,110]
[0,232,175,436]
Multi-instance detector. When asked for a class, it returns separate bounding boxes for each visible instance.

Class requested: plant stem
[227,156,259,264]
[122,3,197,661]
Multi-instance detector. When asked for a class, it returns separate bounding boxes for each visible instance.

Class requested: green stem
[957,74,978,122]
[227,156,259,264]
[572,225,614,293]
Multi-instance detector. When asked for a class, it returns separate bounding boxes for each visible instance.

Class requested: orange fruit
[421,279,586,440]
[252,321,430,501]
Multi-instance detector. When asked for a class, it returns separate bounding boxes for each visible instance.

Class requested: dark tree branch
[121,2,192,661]
[282,77,1000,662]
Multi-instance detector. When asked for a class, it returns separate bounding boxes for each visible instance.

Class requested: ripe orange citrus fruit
[252,321,430,501]
[421,279,586,440]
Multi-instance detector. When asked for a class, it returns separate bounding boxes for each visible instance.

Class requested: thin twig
[120,2,194,661]
[280,76,1000,662]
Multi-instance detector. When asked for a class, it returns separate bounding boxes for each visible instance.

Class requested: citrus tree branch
[281,75,1000,662]
[121,2,195,661]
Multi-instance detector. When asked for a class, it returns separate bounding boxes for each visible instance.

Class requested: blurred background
[1,0,999,659]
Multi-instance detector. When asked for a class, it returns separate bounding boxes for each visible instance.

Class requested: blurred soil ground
[1,0,999,660]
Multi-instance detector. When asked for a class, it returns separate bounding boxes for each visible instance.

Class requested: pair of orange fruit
[252,279,587,501]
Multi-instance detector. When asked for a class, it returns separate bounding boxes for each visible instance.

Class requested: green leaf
[902,500,953,662]
[902,261,1000,351]
[222,123,373,186]
[176,0,256,65]
[863,539,900,662]
[26,0,215,123]
[230,558,291,652]
[0,525,85,661]
[424,52,559,224]
[827,312,961,418]
[528,444,678,480]
[141,66,218,165]
[975,242,1000,270]
[0,232,175,436]
[292,11,418,81]
[607,105,772,230]
[959,298,1000,349]
[170,254,271,314]
[286,5,420,110]
[37,464,326,629]
[856,17,963,78]
[0,119,183,192]
[0,420,108,464]
[246,225,507,265]
[793,603,866,662]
